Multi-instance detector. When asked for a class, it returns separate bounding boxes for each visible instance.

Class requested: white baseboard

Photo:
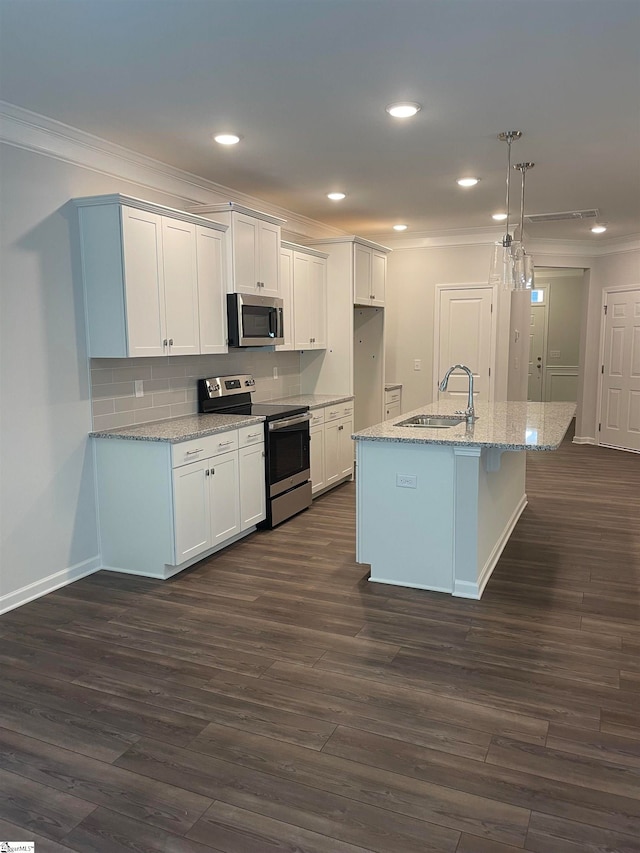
[572,435,596,445]
[453,493,528,600]
[0,555,101,614]
[368,576,453,594]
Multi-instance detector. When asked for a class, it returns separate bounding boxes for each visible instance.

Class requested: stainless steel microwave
[226,293,284,347]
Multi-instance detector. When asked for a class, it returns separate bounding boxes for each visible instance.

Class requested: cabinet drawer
[238,423,265,448]
[325,401,354,423]
[385,390,401,404]
[309,408,325,427]
[172,430,238,468]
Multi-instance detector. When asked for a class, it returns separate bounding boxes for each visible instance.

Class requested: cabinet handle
[211,467,215,475]
[169,338,174,346]
[185,448,204,456]
[218,440,234,446]
[338,425,344,431]
[205,469,210,476]
[163,339,168,347]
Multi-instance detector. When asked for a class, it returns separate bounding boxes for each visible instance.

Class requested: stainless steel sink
[397,415,465,428]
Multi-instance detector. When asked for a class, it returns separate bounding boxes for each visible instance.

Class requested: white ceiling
[1,0,639,242]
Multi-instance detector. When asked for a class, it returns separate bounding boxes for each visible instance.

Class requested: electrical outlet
[134,380,144,398]
[413,359,421,371]
[396,473,417,489]
[273,366,278,379]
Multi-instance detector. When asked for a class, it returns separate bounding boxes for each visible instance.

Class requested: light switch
[414,359,421,371]
[134,380,144,398]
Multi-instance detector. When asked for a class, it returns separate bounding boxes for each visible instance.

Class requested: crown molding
[367,226,640,257]
[0,101,344,239]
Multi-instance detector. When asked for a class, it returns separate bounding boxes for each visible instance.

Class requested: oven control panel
[199,374,256,400]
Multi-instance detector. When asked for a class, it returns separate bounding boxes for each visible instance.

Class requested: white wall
[384,241,640,439]
[0,140,324,611]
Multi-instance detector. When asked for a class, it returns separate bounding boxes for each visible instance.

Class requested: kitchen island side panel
[357,440,455,592]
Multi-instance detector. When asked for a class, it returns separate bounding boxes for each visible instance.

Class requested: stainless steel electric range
[198,374,311,528]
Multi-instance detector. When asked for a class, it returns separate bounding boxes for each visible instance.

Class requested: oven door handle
[268,412,312,431]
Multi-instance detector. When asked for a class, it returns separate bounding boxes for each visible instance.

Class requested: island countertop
[353,400,576,450]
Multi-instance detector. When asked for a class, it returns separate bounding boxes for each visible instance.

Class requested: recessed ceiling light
[393,224,408,231]
[385,102,421,119]
[492,212,508,221]
[327,192,346,201]
[591,224,607,234]
[457,177,479,187]
[213,133,241,145]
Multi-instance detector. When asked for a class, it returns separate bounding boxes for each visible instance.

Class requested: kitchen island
[353,400,575,599]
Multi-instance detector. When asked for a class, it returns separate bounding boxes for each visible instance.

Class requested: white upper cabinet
[187,202,285,299]
[196,225,227,355]
[161,217,200,356]
[283,241,328,351]
[277,245,294,351]
[354,242,387,306]
[75,194,229,358]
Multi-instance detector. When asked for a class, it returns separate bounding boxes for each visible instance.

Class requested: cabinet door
[121,206,167,357]
[173,458,211,563]
[197,226,228,354]
[293,252,312,348]
[309,424,326,495]
[386,401,401,420]
[371,250,386,306]
[354,244,372,305]
[324,418,341,486]
[209,451,241,545]
[310,256,327,349]
[338,415,354,479]
[258,220,281,298]
[232,213,260,293]
[239,443,266,530]
[276,247,294,351]
[162,217,200,356]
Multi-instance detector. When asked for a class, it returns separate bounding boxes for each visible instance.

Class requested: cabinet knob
[169,338,174,346]
[205,469,210,476]
[163,339,168,347]
[211,467,215,475]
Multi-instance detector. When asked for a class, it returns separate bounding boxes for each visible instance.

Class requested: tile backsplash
[91,350,302,431]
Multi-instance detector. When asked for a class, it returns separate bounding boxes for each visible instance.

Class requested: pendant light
[489,130,522,290]
[513,162,535,290]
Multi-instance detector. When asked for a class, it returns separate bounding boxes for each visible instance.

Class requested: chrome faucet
[439,364,477,424]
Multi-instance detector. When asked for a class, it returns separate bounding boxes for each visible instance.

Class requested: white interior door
[599,287,640,451]
[528,303,547,402]
[436,287,493,404]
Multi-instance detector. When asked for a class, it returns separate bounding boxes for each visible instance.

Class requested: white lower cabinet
[95,425,264,580]
[385,387,402,420]
[239,442,267,529]
[309,402,354,496]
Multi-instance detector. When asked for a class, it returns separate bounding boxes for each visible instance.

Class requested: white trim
[0,556,101,614]
[599,443,640,455]
[0,100,344,239]
[370,231,640,256]
[572,435,596,445]
[305,235,392,252]
[453,493,528,599]
[368,576,453,594]
[187,201,286,226]
[281,240,329,259]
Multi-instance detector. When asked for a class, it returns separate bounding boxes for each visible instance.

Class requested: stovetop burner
[197,373,308,421]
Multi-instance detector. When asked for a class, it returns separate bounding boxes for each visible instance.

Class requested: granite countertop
[272,393,355,410]
[385,383,403,391]
[90,413,265,443]
[353,400,576,450]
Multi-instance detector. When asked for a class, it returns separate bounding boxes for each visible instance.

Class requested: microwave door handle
[269,308,276,339]
[277,306,284,340]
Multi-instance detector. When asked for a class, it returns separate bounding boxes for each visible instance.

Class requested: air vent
[525,209,599,224]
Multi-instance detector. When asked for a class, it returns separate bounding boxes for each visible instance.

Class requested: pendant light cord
[504,135,513,248]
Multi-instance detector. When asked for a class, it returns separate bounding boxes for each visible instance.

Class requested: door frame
[528,286,549,402]
[433,282,498,403]
[597,283,640,450]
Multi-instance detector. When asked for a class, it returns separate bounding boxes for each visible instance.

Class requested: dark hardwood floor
[1,431,640,852]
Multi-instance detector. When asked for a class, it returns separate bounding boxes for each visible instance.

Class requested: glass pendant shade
[513,244,535,290]
[489,240,515,289]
